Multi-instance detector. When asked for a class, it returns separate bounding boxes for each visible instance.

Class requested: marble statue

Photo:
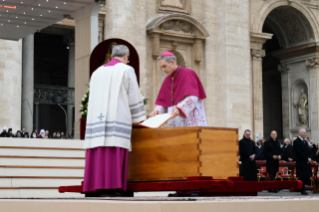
[294,88,308,126]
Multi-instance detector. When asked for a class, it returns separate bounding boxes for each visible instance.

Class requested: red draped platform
[59,176,303,197]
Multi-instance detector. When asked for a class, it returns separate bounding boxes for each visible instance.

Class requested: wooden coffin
[128,127,239,182]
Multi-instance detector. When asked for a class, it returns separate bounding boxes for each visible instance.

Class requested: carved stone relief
[157,0,191,14]
[251,49,265,59]
[160,20,194,34]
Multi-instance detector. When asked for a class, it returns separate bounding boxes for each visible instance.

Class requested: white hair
[112,45,130,57]
[284,138,291,144]
[299,128,306,134]
[157,55,177,64]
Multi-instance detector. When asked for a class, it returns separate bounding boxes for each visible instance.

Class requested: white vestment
[155,96,207,127]
[84,63,146,151]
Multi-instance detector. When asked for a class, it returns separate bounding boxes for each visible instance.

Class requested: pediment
[147,14,209,39]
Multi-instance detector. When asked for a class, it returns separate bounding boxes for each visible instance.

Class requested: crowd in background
[0,126,73,139]
[255,136,319,162]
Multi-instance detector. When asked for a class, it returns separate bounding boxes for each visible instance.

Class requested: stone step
[0,156,85,167]
[0,166,84,177]
[0,147,85,158]
[0,176,83,187]
[0,187,84,198]
[0,138,84,149]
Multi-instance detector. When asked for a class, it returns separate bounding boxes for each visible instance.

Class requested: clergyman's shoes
[301,190,308,195]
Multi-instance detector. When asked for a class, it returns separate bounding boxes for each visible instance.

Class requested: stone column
[250,32,272,140]
[104,0,135,43]
[64,34,75,135]
[22,34,34,133]
[68,40,75,135]
[306,57,319,143]
[278,63,290,139]
[35,102,39,132]
[0,39,22,131]
[72,3,102,138]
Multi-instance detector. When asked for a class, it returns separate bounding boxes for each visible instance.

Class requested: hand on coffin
[288,158,293,162]
[278,155,281,160]
[308,158,312,163]
[171,108,181,119]
[149,110,160,117]
[273,155,278,160]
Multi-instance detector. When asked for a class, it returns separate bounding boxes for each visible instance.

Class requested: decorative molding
[147,13,209,40]
[251,49,266,59]
[278,63,290,73]
[34,85,75,105]
[157,0,191,14]
[306,57,319,69]
[160,20,194,34]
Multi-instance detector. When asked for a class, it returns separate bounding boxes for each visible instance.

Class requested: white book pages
[140,113,172,128]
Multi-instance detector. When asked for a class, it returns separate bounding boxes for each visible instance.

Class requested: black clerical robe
[255,145,265,160]
[263,139,281,173]
[239,137,257,181]
[294,137,312,178]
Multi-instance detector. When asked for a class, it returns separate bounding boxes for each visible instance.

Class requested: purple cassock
[83,58,129,193]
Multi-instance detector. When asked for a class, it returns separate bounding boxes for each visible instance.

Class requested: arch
[252,0,319,41]
[147,13,209,39]
[168,49,186,67]
[90,38,140,83]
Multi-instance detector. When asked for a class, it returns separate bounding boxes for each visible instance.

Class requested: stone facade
[3,0,319,141]
[0,39,22,131]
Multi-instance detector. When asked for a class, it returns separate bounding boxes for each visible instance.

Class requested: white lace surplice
[155,96,207,127]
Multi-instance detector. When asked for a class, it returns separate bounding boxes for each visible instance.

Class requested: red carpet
[59,176,303,196]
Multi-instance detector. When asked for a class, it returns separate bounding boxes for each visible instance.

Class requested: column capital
[306,57,319,69]
[251,49,265,60]
[278,63,290,73]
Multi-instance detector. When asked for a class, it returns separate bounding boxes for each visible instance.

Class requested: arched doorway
[260,6,315,139]
[90,38,140,83]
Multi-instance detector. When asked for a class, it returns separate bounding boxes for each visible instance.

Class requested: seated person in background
[56,131,61,139]
[52,132,57,138]
[7,128,14,138]
[286,138,295,162]
[0,126,8,137]
[255,139,265,160]
[15,131,22,138]
[46,130,51,139]
[39,129,46,138]
[24,133,29,138]
[280,138,290,161]
[30,131,37,139]
[61,132,67,139]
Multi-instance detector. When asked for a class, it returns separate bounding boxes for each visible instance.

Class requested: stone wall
[0,39,22,131]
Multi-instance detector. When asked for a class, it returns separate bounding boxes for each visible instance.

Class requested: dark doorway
[262,25,283,139]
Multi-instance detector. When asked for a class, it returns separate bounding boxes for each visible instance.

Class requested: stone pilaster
[250,32,272,140]
[278,63,290,138]
[250,48,265,140]
[306,57,319,143]
[0,39,22,131]
[72,3,102,138]
[22,34,34,133]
